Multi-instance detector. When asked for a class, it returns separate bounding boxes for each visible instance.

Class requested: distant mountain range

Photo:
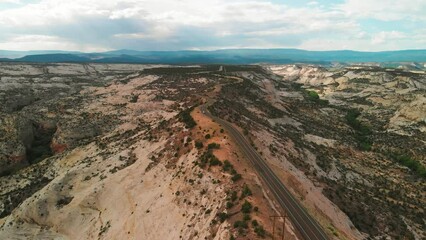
[0,49,425,65]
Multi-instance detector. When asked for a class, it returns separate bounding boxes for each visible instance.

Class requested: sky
[0,0,425,52]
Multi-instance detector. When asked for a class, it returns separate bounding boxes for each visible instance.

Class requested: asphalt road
[200,104,329,240]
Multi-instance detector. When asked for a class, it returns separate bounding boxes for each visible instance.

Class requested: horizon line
[1,48,426,54]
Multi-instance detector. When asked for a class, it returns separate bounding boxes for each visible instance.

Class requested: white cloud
[371,31,406,44]
[0,0,21,3]
[0,0,351,28]
[299,31,421,52]
[0,34,109,51]
[0,0,423,51]
[338,0,426,21]
[114,25,173,39]
[109,6,145,19]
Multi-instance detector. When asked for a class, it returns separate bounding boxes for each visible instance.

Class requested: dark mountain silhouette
[1,49,425,64]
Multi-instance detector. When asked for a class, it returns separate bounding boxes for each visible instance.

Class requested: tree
[195,141,203,149]
[241,200,252,213]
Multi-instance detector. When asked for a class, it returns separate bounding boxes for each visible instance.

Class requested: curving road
[200,103,329,240]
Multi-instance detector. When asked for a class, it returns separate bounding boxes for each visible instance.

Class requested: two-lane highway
[200,103,329,240]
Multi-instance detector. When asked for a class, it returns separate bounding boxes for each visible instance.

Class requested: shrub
[231,173,242,182]
[254,225,266,238]
[393,154,426,178]
[252,220,259,227]
[230,191,238,202]
[217,212,228,222]
[241,184,252,198]
[210,157,222,166]
[345,109,373,151]
[358,140,372,151]
[241,200,252,213]
[223,160,234,172]
[195,141,204,149]
[205,134,211,139]
[303,90,328,105]
[179,107,196,129]
[129,94,138,103]
[233,220,248,229]
[346,109,361,129]
[199,151,221,168]
[208,143,220,150]
[307,90,320,101]
[226,201,234,209]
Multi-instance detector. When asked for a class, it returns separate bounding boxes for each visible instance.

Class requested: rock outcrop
[0,114,34,175]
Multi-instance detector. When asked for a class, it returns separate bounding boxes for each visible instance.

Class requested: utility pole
[270,214,287,240]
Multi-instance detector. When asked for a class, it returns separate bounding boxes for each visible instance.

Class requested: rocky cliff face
[209,65,425,239]
[270,65,426,136]
[0,114,34,175]
[0,64,288,240]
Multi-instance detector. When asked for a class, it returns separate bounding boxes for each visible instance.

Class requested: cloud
[0,0,423,51]
[0,0,21,3]
[371,31,406,44]
[338,0,426,21]
[0,34,109,51]
[114,25,174,39]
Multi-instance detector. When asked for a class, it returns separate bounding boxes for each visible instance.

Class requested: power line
[270,214,287,240]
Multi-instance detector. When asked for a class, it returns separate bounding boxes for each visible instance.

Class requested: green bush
[208,143,220,150]
[195,141,204,149]
[231,173,242,182]
[199,151,222,168]
[252,220,259,227]
[223,160,234,172]
[345,109,373,151]
[217,212,228,222]
[230,190,238,202]
[210,157,222,166]
[179,107,196,129]
[254,225,266,238]
[307,90,320,101]
[346,109,372,135]
[393,154,426,178]
[241,200,252,213]
[233,220,248,229]
[241,184,252,198]
[302,90,329,105]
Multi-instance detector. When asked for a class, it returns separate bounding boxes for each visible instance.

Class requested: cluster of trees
[178,107,196,128]
[392,154,426,178]
[197,151,222,168]
[222,160,242,182]
[304,90,329,105]
[345,109,372,151]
